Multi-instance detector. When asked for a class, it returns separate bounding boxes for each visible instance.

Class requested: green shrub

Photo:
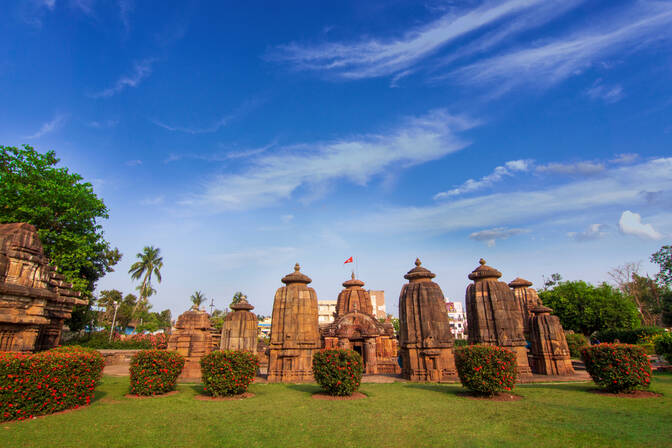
[65,331,152,349]
[594,327,664,345]
[565,333,589,358]
[454,345,517,396]
[129,350,184,396]
[312,349,363,396]
[581,344,651,392]
[200,351,258,397]
[454,339,469,348]
[0,348,104,422]
[654,332,672,363]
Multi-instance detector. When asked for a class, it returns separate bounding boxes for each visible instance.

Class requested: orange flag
[344,256,353,264]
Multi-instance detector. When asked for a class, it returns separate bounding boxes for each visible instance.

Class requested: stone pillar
[364,338,378,374]
[529,306,574,375]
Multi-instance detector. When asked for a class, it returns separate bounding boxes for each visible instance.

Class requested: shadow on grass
[92,389,108,403]
[402,383,460,396]
[521,382,592,393]
[188,384,205,395]
[286,383,321,395]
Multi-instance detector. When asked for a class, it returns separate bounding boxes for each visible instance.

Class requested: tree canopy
[128,246,163,312]
[538,280,641,335]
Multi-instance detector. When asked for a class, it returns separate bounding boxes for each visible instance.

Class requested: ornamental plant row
[312,349,364,396]
[454,344,517,396]
[129,350,185,396]
[200,350,259,397]
[0,346,105,422]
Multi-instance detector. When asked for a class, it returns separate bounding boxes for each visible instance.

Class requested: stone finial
[415,258,422,267]
[479,258,486,266]
[468,258,502,281]
[404,258,436,281]
[343,271,365,288]
[294,263,300,272]
[281,262,312,284]
[509,277,534,288]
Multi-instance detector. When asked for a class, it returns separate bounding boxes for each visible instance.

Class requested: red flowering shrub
[129,350,184,396]
[200,351,258,396]
[581,343,651,392]
[128,333,168,350]
[0,347,104,422]
[312,349,363,396]
[455,345,517,396]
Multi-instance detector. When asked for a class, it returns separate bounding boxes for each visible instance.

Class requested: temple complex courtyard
[4,373,671,448]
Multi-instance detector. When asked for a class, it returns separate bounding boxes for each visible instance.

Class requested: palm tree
[128,246,163,314]
[231,291,247,307]
[191,291,206,309]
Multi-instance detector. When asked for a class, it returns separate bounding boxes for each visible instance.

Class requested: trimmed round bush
[455,345,517,396]
[654,332,672,364]
[200,350,258,397]
[581,343,652,392]
[565,333,589,358]
[0,347,104,422]
[312,349,363,396]
[129,350,184,396]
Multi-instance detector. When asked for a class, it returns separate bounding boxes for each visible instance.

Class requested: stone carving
[167,307,214,380]
[508,277,542,336]
[322,272,400,375]
[0,223,86,352]
[267,263,320,382]
[528,305,574,375]
[465,259,532,377]
[220,297,257,353]
[398,259,457,382]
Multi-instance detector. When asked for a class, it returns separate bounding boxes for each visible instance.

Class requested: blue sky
[2,0,671,317]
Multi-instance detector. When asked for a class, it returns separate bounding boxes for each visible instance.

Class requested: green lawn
[3,374,671,448]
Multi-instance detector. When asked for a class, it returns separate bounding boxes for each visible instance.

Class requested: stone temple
[322,272,400,375]
[167,307,214,380]
[267,263,320,382]
[465,259,532,377]
[398,259,457,382]
[220,296,257,353]
[528,305,574,375]
[0,223,86,352]
[508,277,542,336]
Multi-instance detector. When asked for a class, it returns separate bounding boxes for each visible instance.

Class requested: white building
[446,301,467,340]
[318,300,337,324]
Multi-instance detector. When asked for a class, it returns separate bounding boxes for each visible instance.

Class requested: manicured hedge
[581,343,651,392]
[129,350,184,396]
[654,332,672,364]
[455,345,517,396]
[65,331,167,349]
[594,327,665,344]
[0,347,104,422]
[200,350,258,396]
[565,333,589,358]
[312,349,363,396]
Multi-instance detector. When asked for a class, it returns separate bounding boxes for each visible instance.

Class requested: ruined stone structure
[509,277,542,336]
[267,263,320,382]
[528,305,574,375]
[220,297,257,353]
[167,307,214,380]
[322,273,400,375]
[466,259,532,377]
[398,259,457,382]
[0,223,86,352]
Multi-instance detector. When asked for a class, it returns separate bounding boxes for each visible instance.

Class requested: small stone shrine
[267,263,320,382]
[398,259,457,382]
[508,277,542,336]
[167,307,214,380]
[465,259,532,377]
[220,297,257,353]
[322,272,400,374]
[0,223,86,352]
[528,305,574,375]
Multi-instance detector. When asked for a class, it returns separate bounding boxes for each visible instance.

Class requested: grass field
[3,374,671,448]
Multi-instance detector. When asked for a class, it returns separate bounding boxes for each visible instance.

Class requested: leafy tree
[98,289,124,326]
[128,246,163,313]
[0,145,121,330]
[651,245,672,287]
[609,262,667,327]
[231,291,247,307]
[539,280,641,335]
[209,308,227,330]
[191,290,206,309]
[541,273,563,291]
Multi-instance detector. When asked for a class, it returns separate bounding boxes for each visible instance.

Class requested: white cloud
[90,58,155,98]
[23,114,67,139]
[118,0,133,34]
[164,144,273,164]
[268,0,546,79]
[567,223,608,241]
[152,97,264,134]
[585,79,624,103]
[183,110,479,212]
[434,159,531,199]
[618,210,662,240]
[469,227,529,247]
[350,158,672,236]
[535,161,604,175]
[452,3,672,93]
[610,153,638,164]
[43,0,56,10]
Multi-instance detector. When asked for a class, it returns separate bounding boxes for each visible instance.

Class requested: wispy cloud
[88,119,119,129]
[125,159,142,167]
[469,227,529,246]
[611,153,638,164]
[535,161,605,176]
[268,0,546,79]
[434,159,531,199]
[118,0,133,35]
[452,3,672,93]
[567,223,608,242]
[182,110,479,211]
[585,79,624,103]
[140,195,164,206]
[90,58,156,98]
[619,210,662,239]
[23,114,67,139]
[164,144,273,164]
